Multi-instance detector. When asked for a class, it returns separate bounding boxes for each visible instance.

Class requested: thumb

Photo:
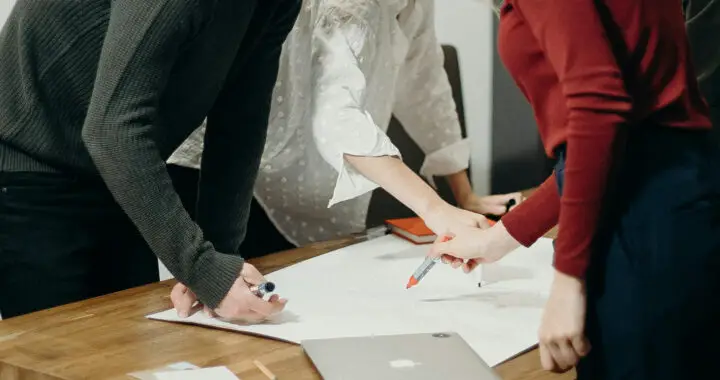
[429,237,456,259]
[240,264,266,285]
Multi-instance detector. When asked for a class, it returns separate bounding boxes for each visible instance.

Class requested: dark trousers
[553,127,720,379]
[0,173,159,319]
[167,164,294,258]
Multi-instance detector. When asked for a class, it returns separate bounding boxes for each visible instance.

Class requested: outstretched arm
[391,0,521,215]
[81,0,240,308]
[309,4,486,231]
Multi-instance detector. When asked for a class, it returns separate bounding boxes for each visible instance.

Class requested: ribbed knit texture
[498,0,711,278]
[0,0,298,308]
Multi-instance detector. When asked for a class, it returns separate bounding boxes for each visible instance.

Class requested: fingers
[509,192,525,205]
[553,341,578,371]
[480,192,525,215]
[247,292,288,317]
[171,282,198,318]
[571,335,591,357]
[482,204,507,216]
[428,235,450,259]
[486,192,522,203]
[539,337,584,373]
[429,241,454,259]
[215,295,287,323]
[203,305,217,318]
[240,263,266,286]
[474,215,492,229]
[539,343,557,372]
[463,259,482,273]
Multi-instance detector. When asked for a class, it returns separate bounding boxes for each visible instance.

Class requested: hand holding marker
[250,281,276,298]
[406,235,452,289]
[405,198,516,289]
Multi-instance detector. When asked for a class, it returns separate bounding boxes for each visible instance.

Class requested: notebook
[385,217,496,244]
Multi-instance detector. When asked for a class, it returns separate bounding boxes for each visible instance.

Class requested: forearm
[83,127,242,309]
[344,154,446,218]
[444,170,473,205]
[82,0,243,309]
[501,173,560,246]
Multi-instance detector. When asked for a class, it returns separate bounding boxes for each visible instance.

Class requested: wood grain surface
[0,192,571,380]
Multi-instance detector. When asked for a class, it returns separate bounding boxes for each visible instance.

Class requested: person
[0,0,299,320]
[430,1,720,379]
[167,0,523,260]
[684,0,720,143]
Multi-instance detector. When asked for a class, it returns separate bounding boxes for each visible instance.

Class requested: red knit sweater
[497,0,711,278]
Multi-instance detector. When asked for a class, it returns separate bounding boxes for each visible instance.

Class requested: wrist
[415,194,450,222]
[488,220,522,254]
[552,269,585,292]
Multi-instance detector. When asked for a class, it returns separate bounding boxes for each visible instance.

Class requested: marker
[505,198,516,213]
[405,236,451,289]
[250,282,276,297]
[406,257,439,289]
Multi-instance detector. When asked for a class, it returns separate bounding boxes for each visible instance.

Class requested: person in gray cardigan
[685,0,720,142]
[0,0,297,319]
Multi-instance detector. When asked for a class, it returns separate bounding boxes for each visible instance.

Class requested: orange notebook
[385,216,496,245]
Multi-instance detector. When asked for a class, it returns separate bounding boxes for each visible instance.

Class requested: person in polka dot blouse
[168,0,522,256]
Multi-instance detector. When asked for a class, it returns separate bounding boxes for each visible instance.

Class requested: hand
[538,271,591,372]
[170,263,287,322]
[459,192,524,216]
[421,201,491,236]
[215,263,287,322]
[428,221,521,273]
[170,282,214,318]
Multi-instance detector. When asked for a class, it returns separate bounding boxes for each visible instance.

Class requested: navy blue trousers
[554,127,720,379]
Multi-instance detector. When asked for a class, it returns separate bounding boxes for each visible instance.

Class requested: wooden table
[0,231,569,380]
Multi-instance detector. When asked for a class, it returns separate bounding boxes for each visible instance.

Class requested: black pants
[167,164,294,258]
[554,128,720,379]
[0,173,159,319]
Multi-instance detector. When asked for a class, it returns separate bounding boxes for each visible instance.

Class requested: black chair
[365,44,467,228]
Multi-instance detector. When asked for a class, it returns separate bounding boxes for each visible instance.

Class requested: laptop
[301,332,501,380]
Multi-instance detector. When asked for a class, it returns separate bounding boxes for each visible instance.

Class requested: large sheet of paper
[148,235,555,366]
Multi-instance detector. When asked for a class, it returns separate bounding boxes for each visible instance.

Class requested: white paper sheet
[148,235,555,367]
[155,367,239,380]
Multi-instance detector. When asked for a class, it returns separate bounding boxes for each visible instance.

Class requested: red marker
[405,235,451,289]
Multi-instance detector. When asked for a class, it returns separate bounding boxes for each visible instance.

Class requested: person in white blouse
[167,0,522,262]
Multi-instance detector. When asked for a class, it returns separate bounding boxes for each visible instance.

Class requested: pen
[405,236,451,289]
[254,359,278,380]
[250,281,276,297]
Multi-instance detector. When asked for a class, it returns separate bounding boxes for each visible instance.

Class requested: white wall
[434,0,495,196]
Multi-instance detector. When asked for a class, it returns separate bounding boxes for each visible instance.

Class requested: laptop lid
[301,332,501,380]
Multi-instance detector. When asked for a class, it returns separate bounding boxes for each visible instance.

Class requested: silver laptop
[301,332,501,380]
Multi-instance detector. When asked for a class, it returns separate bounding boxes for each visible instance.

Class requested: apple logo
[389,359,422,369]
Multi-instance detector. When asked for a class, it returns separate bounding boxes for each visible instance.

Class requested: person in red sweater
[430,1,720,378]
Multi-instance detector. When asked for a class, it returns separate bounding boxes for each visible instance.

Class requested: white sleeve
[167,121,206,169]
[311,7,401,207]
[392,0,470,186]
